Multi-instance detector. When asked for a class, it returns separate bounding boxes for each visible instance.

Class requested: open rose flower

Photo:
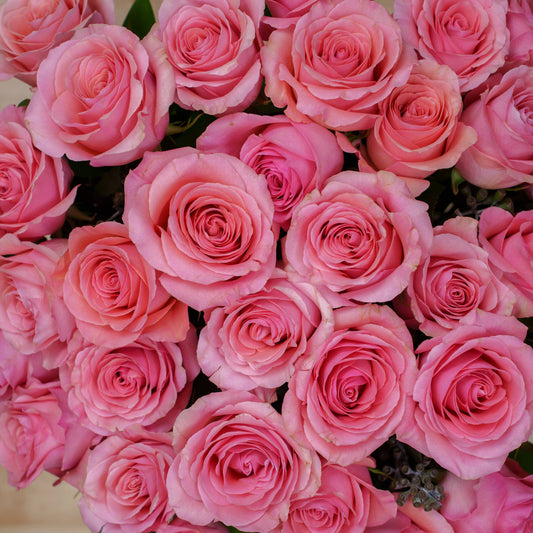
[197,268,333,391]
[0,104,76,240]
[0,332,29,401]
[283,171,432,306]
[479,207,533,317]
[77,428,175,533]
[0,0,114,85]
[58,221,189,349]
[359,60,477,196]
[0,234,73,357]
[124,148,277,310]
[394,0,509,92]
[25,24,174,167]
[457,65,533,189]
[167,390,321,533]
[506,0,533,67]
[261,0,415,131]
[152,0,263,116]
[283,460,398,533]
[283,304,417,465]
[397,217,515,337]
[60,330,199,435]
[397,314,533,479]
[440,459,533,532]
[197,113,344,229]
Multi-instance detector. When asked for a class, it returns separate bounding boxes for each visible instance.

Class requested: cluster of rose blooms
[1,0,533,530]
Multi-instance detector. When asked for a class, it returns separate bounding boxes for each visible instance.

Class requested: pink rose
[60,330,199,435]
[124,148,277,310]
[0,377,97,489]
[394,0,509,92]
[440,459,533,532]
[360,60,477,196]
[0,0,114,85]
[265,0,316,19]
[152,0,263,116]
[58,221,189,348]
[282,304,417,465]
[506,0,533,67]
[0,332,29,401]
[197,268,333,391]
[395,500,454,533]
[397,217,515,337]
[479,207,533,317]
[167,390,321,533]
[160,520,229,533]
[197,112,344,230]
[457,66,533,188]
[0,234,73,357]
[397,314,533,479]
[77,428,175,533]
[283,171,432,306]
[283,460,398,533]
[25,24,174,167]
[0,104,76,240]
[261,0,415,131]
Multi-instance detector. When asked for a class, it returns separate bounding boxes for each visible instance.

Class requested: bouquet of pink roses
[1,0,533,530]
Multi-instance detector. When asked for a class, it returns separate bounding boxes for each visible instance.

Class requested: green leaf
[122,0,155,39]
[511,441,533,475]
[451,167,464,195]
[17,98,30,107]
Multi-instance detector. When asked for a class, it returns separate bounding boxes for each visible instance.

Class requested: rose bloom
[457,65,533,188]
[152,0,263,116]
[283,171,432,306]
[283,304,417,465]
[0,104,76,240]
[77,428,175,533]
[25,24,174,167]
[0,332,29,401]
[261,0,415,132]
[58,221,189,348]
[197,112,344,230]
[198,268,333,391]
[507,0,533,66]
[159,520,229,533]
[440,459,533,532]
[0,234,73,358]
[394,500,454,533]
[0,0,114,85]
[124,148,277,310]
[0,377,97,489]
[283,460,398,533]
[59,330,199,435]
[397,217,515,337]
[397,314,533,479]
[360,59,477,196]
[394,0,509,92]
[479,207,533,317]
[167,390,321,533]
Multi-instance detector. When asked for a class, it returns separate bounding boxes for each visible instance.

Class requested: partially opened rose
[58,221,189,348]
[167,390,321,533]
[0,234,73,358]
[457,65,533,189]
[197,268,333,391]
[283,171,432,306]
[261,0,415,131]
[398,217,515,336]
[394,0,509,92]
[479,207,533,317]
[153,0,263,115]
[25,24,174,167]
[283,304,417,465]
[0,0,115,85]
[124,148,277,310]
[77,428,175,533]
[506,0,533,67]
[397,314,533,479]
[197,112,344,229]
[60,330,199,435]
[360,59,477,195]
[0,104,76,240]
[283,460,398,533]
